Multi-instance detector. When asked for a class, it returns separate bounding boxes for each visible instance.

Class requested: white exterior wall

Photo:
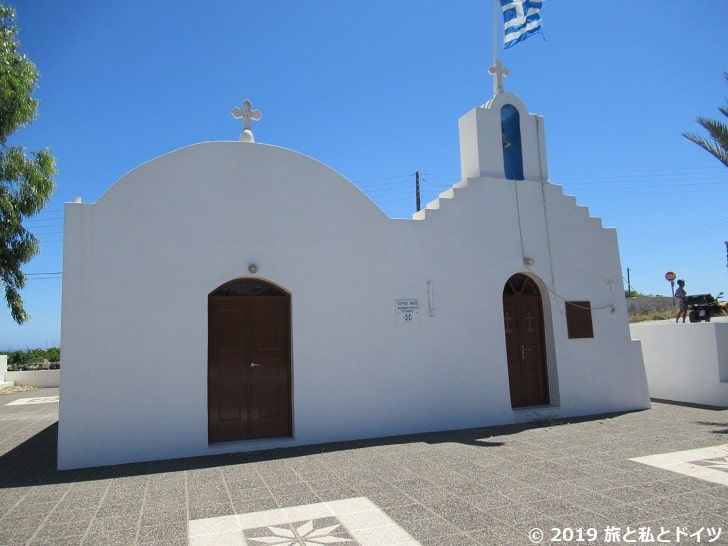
[630,322,728,407]
[0,355,8,388]
[59,97,649,469]
[4,370,60,388]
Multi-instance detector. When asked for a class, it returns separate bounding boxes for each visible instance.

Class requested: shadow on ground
[695,422,728,435]
[0,409,661,488]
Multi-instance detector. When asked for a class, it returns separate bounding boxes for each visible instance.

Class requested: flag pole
[490,0,507,96]
[493,0,499,66]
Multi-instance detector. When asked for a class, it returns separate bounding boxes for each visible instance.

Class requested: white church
[58,65,650,470]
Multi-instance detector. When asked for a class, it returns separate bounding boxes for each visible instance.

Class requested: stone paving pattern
[1,388,727,545]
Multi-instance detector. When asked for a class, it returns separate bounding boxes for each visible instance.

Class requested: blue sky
[2,1,727,350]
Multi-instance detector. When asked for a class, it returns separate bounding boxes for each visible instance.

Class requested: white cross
[231,99,262,140]
[488,59,509,96]
[502,1,527,30]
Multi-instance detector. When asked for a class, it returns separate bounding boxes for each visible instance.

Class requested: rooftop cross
[231,99,262,142]
[488,59,509,96]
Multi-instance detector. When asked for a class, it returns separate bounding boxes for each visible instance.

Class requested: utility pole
[627,268,631,297]
[415,171,421,212]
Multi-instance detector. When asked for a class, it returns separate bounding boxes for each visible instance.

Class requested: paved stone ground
[1,388,727,545]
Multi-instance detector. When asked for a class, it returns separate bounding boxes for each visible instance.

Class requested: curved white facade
[59,97,649,469]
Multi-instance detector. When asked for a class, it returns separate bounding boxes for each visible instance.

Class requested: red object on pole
[665,271,677,298]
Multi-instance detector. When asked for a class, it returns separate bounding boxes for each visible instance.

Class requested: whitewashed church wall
[451,178,647,417]
[59,142,649,470]
[538,183,648,414]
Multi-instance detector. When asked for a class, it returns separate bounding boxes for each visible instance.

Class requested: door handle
[521,345,530,360]
[250,362,262,367]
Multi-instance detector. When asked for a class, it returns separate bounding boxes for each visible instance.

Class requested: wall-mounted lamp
[523,257,534,267]
[248,264,258,274]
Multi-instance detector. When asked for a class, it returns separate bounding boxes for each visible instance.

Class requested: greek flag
[501,0,544,49]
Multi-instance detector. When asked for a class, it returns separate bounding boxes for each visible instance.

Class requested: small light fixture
[523,257,534,266]
[248,264,258,274]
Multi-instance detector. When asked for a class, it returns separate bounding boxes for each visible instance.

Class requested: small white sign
[395,299,420,326]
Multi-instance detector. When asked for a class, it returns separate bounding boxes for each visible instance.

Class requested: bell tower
[458,60,549,183]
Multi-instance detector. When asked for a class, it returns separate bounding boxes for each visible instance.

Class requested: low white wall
[4,370,60,388]
[0,355,8,387]
[630,321,728,407]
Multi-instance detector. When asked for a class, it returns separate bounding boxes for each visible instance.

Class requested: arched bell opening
[501,104,524,181]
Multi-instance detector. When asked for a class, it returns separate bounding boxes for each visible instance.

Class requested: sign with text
[395,299,420,326]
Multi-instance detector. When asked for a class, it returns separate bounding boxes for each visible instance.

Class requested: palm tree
[682,72,728,168]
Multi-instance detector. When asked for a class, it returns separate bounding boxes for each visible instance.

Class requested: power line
[24,272,62,281]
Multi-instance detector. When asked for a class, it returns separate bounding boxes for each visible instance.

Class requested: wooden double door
[208,279,291,443]
[502,274,549,408]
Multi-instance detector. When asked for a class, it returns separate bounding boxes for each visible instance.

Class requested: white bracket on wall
[428,281,436,317]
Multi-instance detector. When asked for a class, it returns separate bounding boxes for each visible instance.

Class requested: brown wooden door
[208,280,291,443]
[503,274,549,408]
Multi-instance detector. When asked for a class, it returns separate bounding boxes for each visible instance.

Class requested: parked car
[686,292,724,322]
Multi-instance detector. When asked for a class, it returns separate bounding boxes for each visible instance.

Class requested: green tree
[682,72,728,168]
[0,5,56,324]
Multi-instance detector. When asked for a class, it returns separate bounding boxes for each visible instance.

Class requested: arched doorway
[208,279,292,443]
[502,274,549,407]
